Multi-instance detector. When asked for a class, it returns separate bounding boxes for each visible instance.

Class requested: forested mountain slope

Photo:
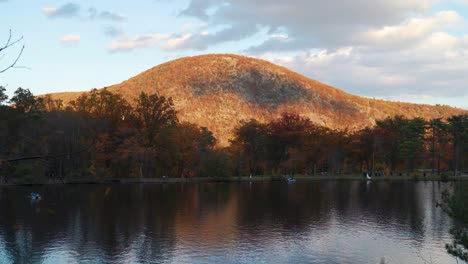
[48,54,466,144]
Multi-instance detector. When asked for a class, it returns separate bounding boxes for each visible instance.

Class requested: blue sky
[1,0,468,109]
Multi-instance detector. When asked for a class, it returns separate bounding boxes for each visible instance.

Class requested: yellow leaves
[104,187,112,197]
[88,161,96,176]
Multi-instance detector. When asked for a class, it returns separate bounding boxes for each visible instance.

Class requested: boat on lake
[287,176,296,183]
[30,193,42,200]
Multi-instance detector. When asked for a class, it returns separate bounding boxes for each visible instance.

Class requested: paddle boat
[287,176,296,183]
[30,192,42,200]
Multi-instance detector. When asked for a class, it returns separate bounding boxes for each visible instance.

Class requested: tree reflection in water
[0,181,460,263]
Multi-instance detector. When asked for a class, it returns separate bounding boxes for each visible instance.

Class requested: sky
[1,0,468,109]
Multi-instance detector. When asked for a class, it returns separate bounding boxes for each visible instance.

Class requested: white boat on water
[287,177,296,183]
[30,193,42,200]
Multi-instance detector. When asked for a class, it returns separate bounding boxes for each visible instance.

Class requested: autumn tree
[375,116,408,171]
[427,118,451,175]
[231,119,269,176]
[440,184,468,261]
[326,129,352,174]
[268,113,313,175]
[70,88,132,125]
[0,82,464,182]
[300,125,333,175]
[0,86,7,104]
[41,94,64,112]
[399,118,426,173]
[134,92,178,146]
[196,127,231,178]
[448,115,468,175]
[9,87,44,114]
[0,87,99,182]
[347,128,372,172]
[104,91,179,178]
[169,123,205,177]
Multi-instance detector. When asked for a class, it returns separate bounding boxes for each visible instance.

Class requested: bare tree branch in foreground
[0,29,25,74]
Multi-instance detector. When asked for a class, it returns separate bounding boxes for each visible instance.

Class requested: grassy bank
[1,174,468,186]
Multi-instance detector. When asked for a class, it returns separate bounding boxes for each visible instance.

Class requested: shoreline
[1,174,468,186]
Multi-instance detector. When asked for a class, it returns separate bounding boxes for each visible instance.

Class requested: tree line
[231,112,467,178]
[0,87,466,183]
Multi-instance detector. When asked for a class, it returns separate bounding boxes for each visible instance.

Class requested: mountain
[48,54,467,145]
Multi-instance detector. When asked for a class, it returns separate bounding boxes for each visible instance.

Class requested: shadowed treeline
[230,113,467,177]
[0,87,228,183]
[0,87,467,183]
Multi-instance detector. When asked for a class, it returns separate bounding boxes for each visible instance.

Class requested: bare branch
[0,44,24,73]
[0,30,23,52]
[0,30,12,52]
[5,147,92,162]
[0,30,25,74]
[2,136,98,163]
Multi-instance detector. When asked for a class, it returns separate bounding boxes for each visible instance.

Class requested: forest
[0,87,467,184]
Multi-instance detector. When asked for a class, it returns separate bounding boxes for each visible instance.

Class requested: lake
[0,181,464,264]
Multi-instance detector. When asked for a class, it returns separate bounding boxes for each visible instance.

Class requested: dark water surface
[0,181,464,264]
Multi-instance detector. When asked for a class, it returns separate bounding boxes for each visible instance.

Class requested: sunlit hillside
[48,54,467,145]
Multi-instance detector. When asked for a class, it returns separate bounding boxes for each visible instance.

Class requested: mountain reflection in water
[0,181,463,264]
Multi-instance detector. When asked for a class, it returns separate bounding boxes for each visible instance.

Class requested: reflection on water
[0,181,464,263]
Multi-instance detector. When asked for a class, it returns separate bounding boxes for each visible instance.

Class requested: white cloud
[42,3,80,18]
[42,7,57,16]
[60,34,81,44]
[454,0,468,5]
[108,34,194,52]
[104,0,468,103]
[255,30,468,100]
[270,34,289,41]
[88,7,125,21]
[107,28,256,52]
[242,6,468,102]
[166,34,192,50]
[182,0,436,51]
[108,34,167,51]
[360,11,463,50]
[42,3,125,21]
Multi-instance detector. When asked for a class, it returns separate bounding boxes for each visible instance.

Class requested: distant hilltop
[47,54,467,145]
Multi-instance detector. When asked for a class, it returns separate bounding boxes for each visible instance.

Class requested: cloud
[181,0,435,51]
[60,34,81,44]
[107,0,442,53]
[173,1,463,55]
[42,3,80,18]
[105,0,467,103]
[257,30,468,100]
[107,31,230,52]
[166,23,259,50]
[108,34,170,52]
[359,11,463,51]
[88,8,125,21]
[454,0,468,5]
[104,26,123,37]
[42,3,125,21]
[175,0,468,100]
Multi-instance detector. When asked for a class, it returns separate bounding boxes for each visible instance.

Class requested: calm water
[0,181,464,264]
